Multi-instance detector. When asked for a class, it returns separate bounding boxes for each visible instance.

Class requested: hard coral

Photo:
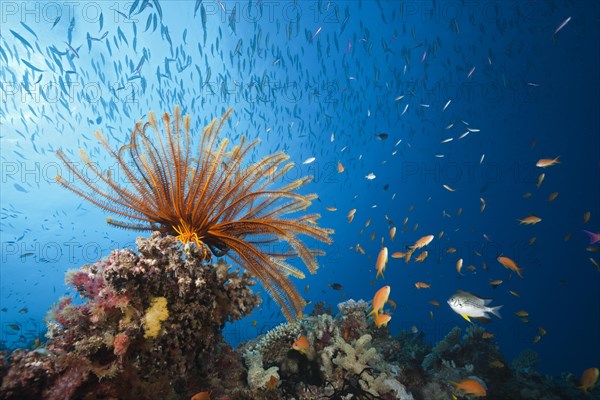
[0,233,260,400]
[240,300,411,399]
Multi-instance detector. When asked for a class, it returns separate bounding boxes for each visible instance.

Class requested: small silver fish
[447,290,502,323]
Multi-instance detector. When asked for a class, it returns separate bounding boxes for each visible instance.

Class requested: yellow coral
[143,297,169,338]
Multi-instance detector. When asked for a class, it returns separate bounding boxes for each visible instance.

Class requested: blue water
[1,0,598,379]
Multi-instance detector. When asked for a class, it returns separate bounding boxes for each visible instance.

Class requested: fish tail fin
[582,230,600,244]
[554,156,561,164]
[517,268,524,279]
[376,269,384,279]
[367,308,378,318]
[489,305,503,319]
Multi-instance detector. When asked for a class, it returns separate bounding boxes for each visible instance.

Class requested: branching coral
[56,106,333,321]
[321,334,402,397]
[240,299,411,399]
[244,350,281,391]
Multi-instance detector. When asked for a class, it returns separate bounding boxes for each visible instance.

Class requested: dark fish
[51,16,61,29]
[194,0,203,17]
[20,22,38,40]
[376,133,388,140]
[0,46,7,63]
[18,308,28,314]
[328,283,343,291]
[145,13,153,31]
[8,324,20,331]
[64,42,79,58]
[14,183,28,193]
[67,17,75,43]
[21,58,45,72]
[153,0,163,20]
[128,0,140,17]
[9,30,33,51]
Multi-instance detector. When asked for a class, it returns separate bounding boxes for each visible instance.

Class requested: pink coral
[51,297,75,326]
[67,269,106,298]
[113,333,129,356]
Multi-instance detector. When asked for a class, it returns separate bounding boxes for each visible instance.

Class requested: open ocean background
[1,0,598,378]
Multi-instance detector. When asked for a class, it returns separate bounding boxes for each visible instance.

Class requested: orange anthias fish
[389,226,396,241]
[456,258,464,275]
[355,243,365,254]
[347,208,356,223]
[415,282,431,289]
[497,256,524,278]
[292,335,310,355]
[411,234,434,250]
[391,251,406,259]
[536,173,545,189]
[414,251,428,262]
[518,215,542,225]
[450,377,487,397]
[375,247,388,279]
[191,391,211,400]
[403,234,434,261]
[428,300,440,307]
[536,156,560,168]
[368,285,390,317]
[489,279,503,288]
[374,313,392,328]
[515,310,529,317]
[578,367,599,393]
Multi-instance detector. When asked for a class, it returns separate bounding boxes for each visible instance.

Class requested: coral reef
[240,298,413,399]
[1,262,598,399]
[244,350,281,391]
[238,300,599,400]
[0,233,260,400]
